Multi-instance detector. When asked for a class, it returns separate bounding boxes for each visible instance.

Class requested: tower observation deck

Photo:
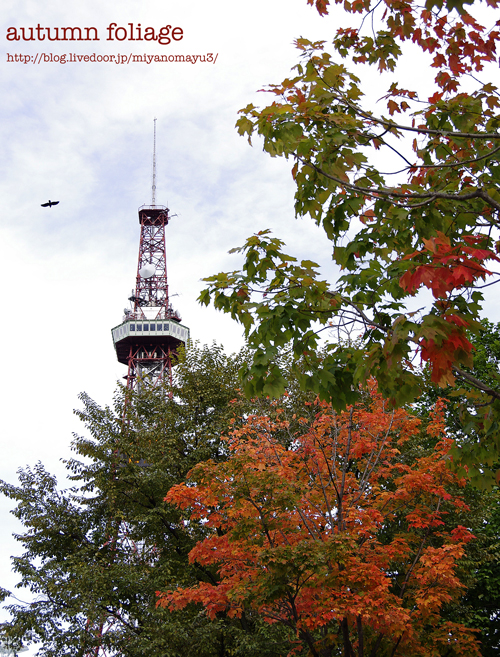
[111,131,189,389]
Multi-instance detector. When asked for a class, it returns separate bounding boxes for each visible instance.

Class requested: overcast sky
[1,0,498,652]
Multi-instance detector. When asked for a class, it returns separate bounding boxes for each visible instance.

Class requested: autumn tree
[0,344,297,657]
[160,386,481,657]
[200,0,500,483]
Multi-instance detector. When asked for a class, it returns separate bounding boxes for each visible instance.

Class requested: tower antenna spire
[152,117,157,207]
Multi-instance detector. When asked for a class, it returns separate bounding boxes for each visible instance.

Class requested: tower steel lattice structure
[83,123,189,657]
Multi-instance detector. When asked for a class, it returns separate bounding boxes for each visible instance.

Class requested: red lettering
[172,27,183,41]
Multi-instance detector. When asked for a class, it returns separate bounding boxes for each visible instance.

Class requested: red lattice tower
[83,122,188,656]
[111,122,189,391]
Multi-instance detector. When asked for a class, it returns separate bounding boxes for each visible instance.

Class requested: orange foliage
[158,389,480,656]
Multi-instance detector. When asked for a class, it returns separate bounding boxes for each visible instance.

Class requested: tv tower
[83,122,190,657]
[111,119,189,389]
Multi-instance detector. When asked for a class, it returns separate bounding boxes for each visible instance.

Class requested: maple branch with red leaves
[204,0,500,486]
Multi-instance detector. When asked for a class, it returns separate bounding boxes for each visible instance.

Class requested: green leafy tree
[446,486,500,657]
[415,322,500,655]
[200,0,500,483]
[0,344,296,657]
[0,642,27,655]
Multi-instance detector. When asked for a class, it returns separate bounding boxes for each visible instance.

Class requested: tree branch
[377,143,500,176]
[317,84,500,139]
[298,155,499,212]
[452,366,500,401]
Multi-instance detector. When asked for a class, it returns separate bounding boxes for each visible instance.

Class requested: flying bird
[41,200,59,208]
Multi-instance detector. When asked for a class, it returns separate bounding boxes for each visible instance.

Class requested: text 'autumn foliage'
[159,389,479,657]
